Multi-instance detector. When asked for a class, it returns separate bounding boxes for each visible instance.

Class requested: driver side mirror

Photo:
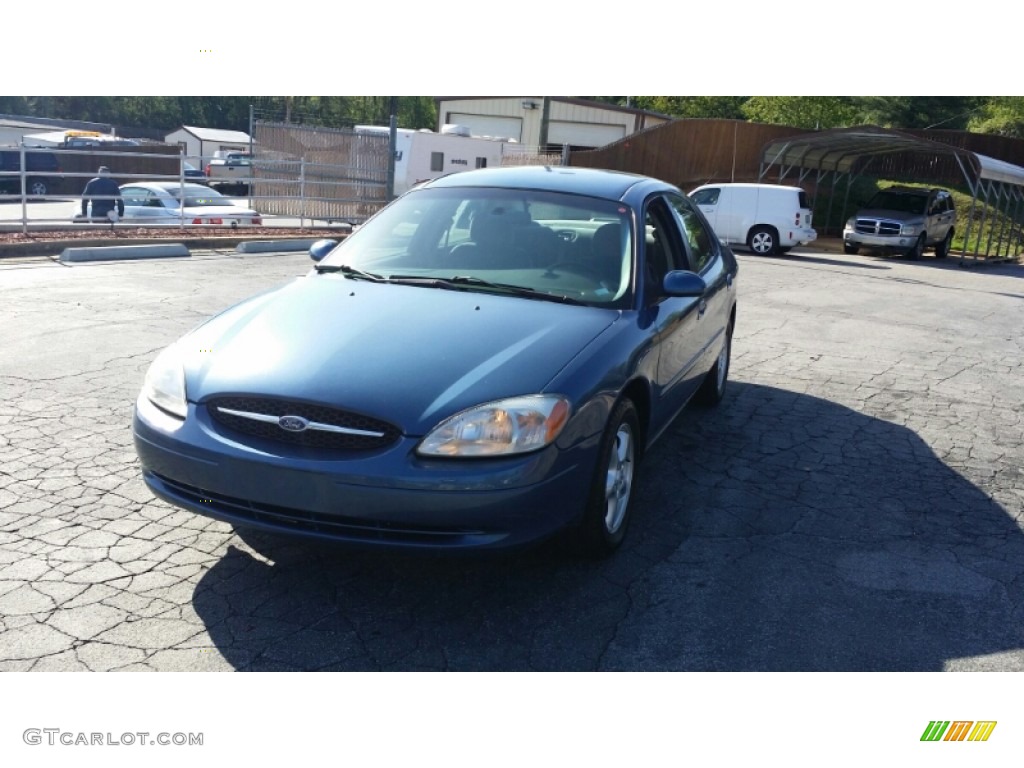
[662,270,706,297]
[309,239,338,262]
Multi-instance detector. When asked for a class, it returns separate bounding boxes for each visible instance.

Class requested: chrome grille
[855,218,902,236]
[207,396,401,451]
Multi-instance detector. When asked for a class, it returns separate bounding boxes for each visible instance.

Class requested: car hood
[855,207,924,223]
[181,274,620,434]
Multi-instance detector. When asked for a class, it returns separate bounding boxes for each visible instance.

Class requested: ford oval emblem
[278,415,309,432]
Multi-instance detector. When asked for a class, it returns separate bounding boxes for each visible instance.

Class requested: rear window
[798,190,809,208]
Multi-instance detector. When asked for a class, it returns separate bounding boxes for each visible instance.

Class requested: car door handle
[698,299,707,316]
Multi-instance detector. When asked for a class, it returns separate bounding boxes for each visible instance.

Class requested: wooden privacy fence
[54,144,182,194]
[570,119,815,191]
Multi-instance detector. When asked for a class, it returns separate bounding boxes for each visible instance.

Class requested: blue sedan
[133,166,738,555]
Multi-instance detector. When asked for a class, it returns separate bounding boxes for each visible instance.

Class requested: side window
[430,152,444,172]
[667,193,716,273]
[121,187,147,206]
[643,197,685,298]
[690,187,720,206]
[475,157,487,169]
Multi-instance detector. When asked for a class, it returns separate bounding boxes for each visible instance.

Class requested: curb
[60,244,191,263]
[235,239,324,254]
[0,234,349,260]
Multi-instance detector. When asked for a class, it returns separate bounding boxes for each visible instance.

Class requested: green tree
[852,96,983,130]
[740,96,858,129]
[967,97,1024,137]
[633,96,747,119]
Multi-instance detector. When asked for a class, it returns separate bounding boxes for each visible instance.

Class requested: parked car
[183,162,208,184]
[0,148,62,197]
[133,166,739,556]
[118,182,261,226]
[842,186,956,259]
[688,182,817,255]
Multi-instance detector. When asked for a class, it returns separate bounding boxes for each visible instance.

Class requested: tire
[907,233,926,260]
[696,319,733,407]
[27,179,49,197]
[935,229,952,259]
[748,226,778,255]
[843,242,860,255]
[577,399,640,557]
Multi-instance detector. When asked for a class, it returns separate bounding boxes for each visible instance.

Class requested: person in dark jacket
[81,166,125,220]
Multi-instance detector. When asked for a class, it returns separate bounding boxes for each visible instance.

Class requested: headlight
[901,224,919,236]
[844,218,855,231]
[417,395,570,457]
[142,345,187,419]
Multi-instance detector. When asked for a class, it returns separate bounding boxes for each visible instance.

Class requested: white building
[434,97,671,150]
[164,125,253,168]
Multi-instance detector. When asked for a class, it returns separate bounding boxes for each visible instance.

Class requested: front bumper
[843,230,916,251]
[133,395,597,551]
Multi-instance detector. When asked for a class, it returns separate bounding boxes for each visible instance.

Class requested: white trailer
[356,125,524,196]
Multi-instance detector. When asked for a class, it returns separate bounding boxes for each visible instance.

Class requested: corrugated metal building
[434,97,670,150]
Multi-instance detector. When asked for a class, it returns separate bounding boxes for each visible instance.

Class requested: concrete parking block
[59,244,190,263]
[235,239,322,254]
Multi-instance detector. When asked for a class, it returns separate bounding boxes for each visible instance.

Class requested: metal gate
[252,120,389,224]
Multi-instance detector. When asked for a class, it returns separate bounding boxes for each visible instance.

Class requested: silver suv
[843,186,956,259]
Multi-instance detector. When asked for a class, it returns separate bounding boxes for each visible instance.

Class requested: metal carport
[757,125,1024,265]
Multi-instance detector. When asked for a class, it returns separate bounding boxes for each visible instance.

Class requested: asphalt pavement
[1,245,1022,671]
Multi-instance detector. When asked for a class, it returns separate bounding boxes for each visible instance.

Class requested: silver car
[843,186,956,259]
[118,182,262,227]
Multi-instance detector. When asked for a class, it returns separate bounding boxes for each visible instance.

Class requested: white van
[688,183,817,255]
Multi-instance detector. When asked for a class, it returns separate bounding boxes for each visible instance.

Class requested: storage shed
[164,125,253,168]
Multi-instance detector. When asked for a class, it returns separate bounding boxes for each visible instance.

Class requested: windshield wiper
[314,263,387,281]
[443,275,585,305]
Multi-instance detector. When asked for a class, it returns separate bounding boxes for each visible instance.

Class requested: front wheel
[576,399,640,557]
[748,226,778,255]
[843,242,860,255]
[28,179,49,197]
[907,233,926,260]
[696,319,733,406]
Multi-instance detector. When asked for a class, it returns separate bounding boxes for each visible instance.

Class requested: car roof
[421,166,670,200]
[121,182,216,193]
[692,182,804,191]
[877,186,936,195]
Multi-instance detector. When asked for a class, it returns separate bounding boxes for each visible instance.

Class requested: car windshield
[164,186,229,208]
[319,186,635,307]
[866,191,927,215]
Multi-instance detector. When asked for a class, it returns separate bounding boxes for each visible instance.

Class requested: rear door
[927,191,955,242]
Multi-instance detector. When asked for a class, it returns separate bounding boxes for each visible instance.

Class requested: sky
[9,2,1019,96]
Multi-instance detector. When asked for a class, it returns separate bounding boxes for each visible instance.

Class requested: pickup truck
[204,151,253,195]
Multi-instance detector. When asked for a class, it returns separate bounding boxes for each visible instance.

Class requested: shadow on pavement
[191,382,1024,671]
[755,252,892,270]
